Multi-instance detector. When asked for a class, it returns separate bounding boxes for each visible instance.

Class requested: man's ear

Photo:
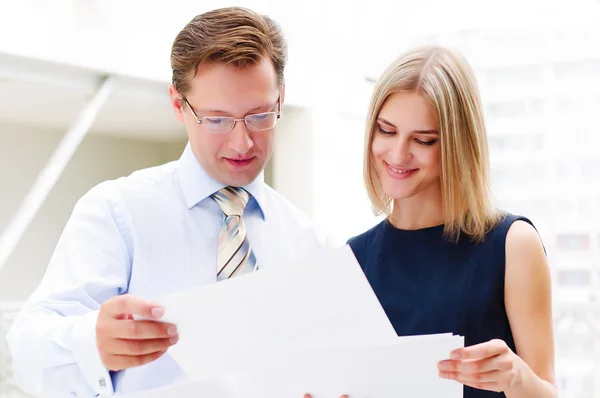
[169,84,185,123]
[280,84,286,111]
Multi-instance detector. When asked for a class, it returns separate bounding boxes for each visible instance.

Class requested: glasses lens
[202,117,235,133]
[245,113,278,131]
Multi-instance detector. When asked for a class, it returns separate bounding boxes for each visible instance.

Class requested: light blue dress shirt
[7,143,328,397]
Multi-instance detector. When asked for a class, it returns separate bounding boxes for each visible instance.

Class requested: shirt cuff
[71,310,116,396]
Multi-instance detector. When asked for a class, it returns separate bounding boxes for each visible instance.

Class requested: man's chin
[219,171,261,188]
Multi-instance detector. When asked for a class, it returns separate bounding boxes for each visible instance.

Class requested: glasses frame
[181,95,282,134]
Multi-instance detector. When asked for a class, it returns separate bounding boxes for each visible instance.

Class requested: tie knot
[211,187,250,216]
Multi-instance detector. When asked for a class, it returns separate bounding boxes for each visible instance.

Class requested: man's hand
[96,294,179,371]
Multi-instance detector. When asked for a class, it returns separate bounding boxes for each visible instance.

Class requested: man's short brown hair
[171,7,287,95]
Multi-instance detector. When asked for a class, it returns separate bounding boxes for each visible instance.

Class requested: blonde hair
[171,7,287,95]
[364,46,503,242]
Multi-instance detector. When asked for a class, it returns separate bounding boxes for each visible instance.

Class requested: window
[581,160,600,181]
[491,166,531,186]
[558,270,591,286]
[554,162,582,181]
[527,200,551,220]
[530,133,545,151]
[555,61,588,81]
[556,97,580,114]
[486,34,524,53]
[488,101,527,119]
[488,134,528,151]
[530,98,545,115]
[560,338,596,356]
[555,58,600,84]
[487,65,544,89]
[557,234,590,251]
[585,59,600,76]
[499,200,530,216]
[577,199,600,219]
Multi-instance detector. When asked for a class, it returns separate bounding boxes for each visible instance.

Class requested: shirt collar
[176,142,268,220]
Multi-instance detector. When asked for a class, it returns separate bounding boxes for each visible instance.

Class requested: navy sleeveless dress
[348,213,532,398]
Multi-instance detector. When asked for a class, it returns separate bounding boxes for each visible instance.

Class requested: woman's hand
[438,339,525,393]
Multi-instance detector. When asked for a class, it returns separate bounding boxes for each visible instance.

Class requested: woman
[347,46,556,397]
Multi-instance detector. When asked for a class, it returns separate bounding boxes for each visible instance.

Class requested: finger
[107,349,168,371]
[303,395,311,398]
[440,369,504,384]
[104,336,178,356]
[104,294,164,320]
[450,339,508,360]
[98,318,177,340]
[439,355,508,374]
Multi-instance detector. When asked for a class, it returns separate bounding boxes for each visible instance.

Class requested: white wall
[309,111,381,245]
[0,124,186,300]
[270,103,380,245]
[304,43,382,246]
[270,106,314,216]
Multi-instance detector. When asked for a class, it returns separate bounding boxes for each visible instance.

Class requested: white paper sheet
[122,334,464,398]
[240,333,465,398]
[154,245,399,382]
[119,375,238,398]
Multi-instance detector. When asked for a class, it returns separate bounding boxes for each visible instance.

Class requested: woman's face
[371,91,442,202]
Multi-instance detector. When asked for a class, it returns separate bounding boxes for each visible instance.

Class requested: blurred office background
[0,0,598,397]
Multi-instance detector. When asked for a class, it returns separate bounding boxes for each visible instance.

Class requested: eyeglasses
[181,96,281,134]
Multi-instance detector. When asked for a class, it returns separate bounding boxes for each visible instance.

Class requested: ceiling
[0,53,184,141]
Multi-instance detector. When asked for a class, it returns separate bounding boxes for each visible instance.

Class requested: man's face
[169,58,282,187]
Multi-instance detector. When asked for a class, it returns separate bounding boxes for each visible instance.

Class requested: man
[7,7,327,397]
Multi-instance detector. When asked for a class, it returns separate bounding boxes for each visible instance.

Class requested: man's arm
[7,184,132,397]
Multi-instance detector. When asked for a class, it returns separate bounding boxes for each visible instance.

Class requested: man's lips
[225,157,254,167]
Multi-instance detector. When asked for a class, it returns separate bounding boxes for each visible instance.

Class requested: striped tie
[211,187,258,281]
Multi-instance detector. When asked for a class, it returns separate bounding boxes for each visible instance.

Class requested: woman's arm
[438,220,556,397]
[503,220,556,397]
